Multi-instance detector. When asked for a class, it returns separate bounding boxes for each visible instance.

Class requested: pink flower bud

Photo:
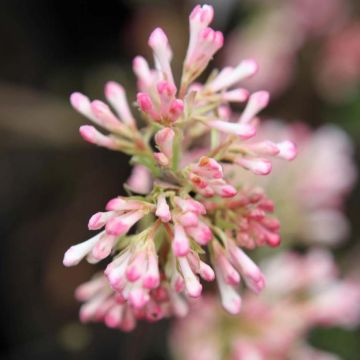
[137,92,161,122]
[173,223,190,257]
[105,210,145,236]
[223,88,249,103]
[174,197,206,215]
[128,288,150,309]
[79,291,109,322]
[212,182,237,198]
[216,267,242,314]
[208,120,256,139]
[157,80,177,98]
[189,4,214,25]
[190,173,209,189]
[176,211,199,227]
[79,125,119,150]
[218,256,240,285]
[218,105,232,120]
[246,141,280,156]
[70,92,94,119]
[143,252,160,289]
[239,91,270,124]
[185,221,212,245]
[235,157,272,175]
[155,194,172,222]
[104,81,135,127]
[105,197,149,212]
[148,28,174,85]
[168,290,189,317]
[154,152,170,166]
[126,165,152,194]
[213,243,240,285]
[137,92,154,113]
[106,253,130,289]
[88,211,114,230]
[91,234,116,260]
[192,156,223,179]
[104,304,124,328]
[120,307,136,332]
[208,59,258,92]
[276,140,297,160]
[155,127,175,159]
[230,59,258,84]
[75,276,105,302]
[132,56,153,90]
[126,251,147,281]
[148,27,168,48]
[186,5,215,64]
[178,257,203,298]
[63,232,103,267]
[228,242,266,294]
[91,100,123,131]
[199,261,215,281]
[185,26,223,79]
[261,217,280,231]
[168,99,184,122]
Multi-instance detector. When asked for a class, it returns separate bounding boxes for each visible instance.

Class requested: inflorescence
[63,4,297,331]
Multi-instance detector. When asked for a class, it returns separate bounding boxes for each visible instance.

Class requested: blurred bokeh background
[1,0,359,359]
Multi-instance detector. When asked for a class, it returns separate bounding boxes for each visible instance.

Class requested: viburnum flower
[63,4,296,331]
[170,249,360,360]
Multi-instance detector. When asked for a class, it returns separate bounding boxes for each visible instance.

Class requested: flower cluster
[170,249,360,360]
[63,4,296,331]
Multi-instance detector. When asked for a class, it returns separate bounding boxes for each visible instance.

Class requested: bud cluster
[63,4,296,331]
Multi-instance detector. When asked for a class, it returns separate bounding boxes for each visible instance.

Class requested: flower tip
[155,127,175,144]
[187,283,203,298]
[260,162,272,176]
[223,295,242,315]
[172,242,190,257]
[88,212,102,230]
[240,124,257,139]
[63,247,79,267]
[169,99,184,119]
[79,125,96,143]
[236,157,272,176]
[105,198,119,211]
[220,185,237,198]
[247,272,266,294]
[143,276,160,289]
[157,80,176,96]
[105,218,128,236]
[133,55,144,68]
[267,233,281,247]
[105,81,124,98]
[277,140,297,161]
[148,27,168,47]
[79,309,91,323]
[154,152,170,166]
[201,28,224,48]
[90,99,109,114]
[216,31,224,47]
[190,4,214,24]
[104,314,119,328]
[92,241,112,261]
[252,91,270,108]
[137,92,153,112]
[242,59,259,77]
[70,92,88,111]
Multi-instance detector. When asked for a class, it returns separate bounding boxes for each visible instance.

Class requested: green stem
[171,129,181,172]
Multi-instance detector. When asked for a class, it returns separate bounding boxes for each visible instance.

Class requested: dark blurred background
[1,0,359,359]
